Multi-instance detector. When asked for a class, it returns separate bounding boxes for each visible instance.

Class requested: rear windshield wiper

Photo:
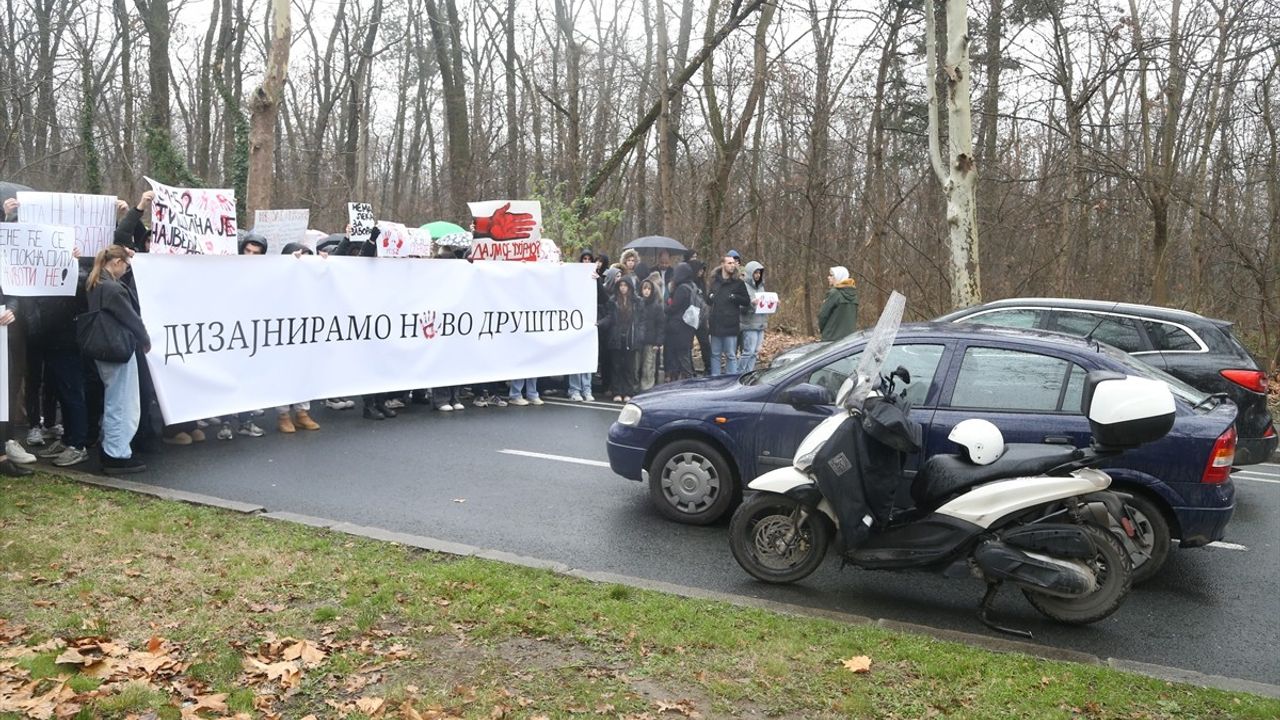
[1192,392,1229,411]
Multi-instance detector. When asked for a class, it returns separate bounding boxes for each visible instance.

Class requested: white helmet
[948,419,1005,465]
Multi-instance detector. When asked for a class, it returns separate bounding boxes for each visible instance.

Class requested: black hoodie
[664,262,701,341]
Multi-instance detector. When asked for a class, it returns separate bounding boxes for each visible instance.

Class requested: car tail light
[1202,426,1236,484]
[1219,369,1268,393]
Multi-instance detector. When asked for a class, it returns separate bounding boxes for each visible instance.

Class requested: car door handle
[1042,436,1073,445]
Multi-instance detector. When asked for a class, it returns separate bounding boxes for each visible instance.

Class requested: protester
[593,253,612,395]
[600,278,643,402]
[215,234,269,438]
[0,260,32,475]
[818,265,860,341]
[738,260,768,372]
[508,377,543,406]
[687,259,711,375]
[617,248,641,293]
[706,252,750,376]
[428,242,467,414]
[85,246,150,475]
[663,262,701,381]
[275,243,321,433]
[638,278,665,391]
[567,250,598,402]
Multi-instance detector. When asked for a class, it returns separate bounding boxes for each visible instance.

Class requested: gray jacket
[740,260,768,331]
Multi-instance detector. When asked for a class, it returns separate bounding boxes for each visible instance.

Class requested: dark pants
[695,325,711,375]
[610,349,639,397]
[44,348,87,448]
[132,348,157,451]
[83,356,104,447]
[664,339,695,380]
[25,341,57,429]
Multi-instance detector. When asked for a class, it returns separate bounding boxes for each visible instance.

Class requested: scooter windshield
[842,291,905,409]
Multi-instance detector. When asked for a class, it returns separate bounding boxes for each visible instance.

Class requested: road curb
[43,468,1280,700]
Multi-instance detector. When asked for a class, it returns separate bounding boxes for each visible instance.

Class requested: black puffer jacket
[664,262,701,343]
[707,268,750,337]
[599,296,644,350]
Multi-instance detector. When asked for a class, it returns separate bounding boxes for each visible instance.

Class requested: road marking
[499,449,611,467]
[1231,471,1280,485]
[1206,541,1249,551]
[541,398,622,413]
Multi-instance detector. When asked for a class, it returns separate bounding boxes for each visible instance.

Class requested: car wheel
[1121,492,1171,584]
[648,439,736,525]
[1023,522,1132,625]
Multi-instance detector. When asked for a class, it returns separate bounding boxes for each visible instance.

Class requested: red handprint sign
[468,200,541,243]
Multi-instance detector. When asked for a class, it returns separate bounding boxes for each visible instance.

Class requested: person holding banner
[85,246,150,475]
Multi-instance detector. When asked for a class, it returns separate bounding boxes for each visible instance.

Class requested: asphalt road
[98,397,1279,685]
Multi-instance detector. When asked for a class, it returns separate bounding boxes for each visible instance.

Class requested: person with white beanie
[818,265,859,341]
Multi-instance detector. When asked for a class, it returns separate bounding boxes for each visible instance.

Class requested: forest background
[2,0,1279,368]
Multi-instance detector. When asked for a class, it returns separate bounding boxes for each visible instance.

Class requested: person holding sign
[84,246,150,475]
[738,260,769,372]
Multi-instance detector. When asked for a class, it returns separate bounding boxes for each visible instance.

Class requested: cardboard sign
[348,202,374,244]
[253,209,310,249]
[754,292,779,314]
[375,221,434,258]
[145,177,237,255]
[15,191,117,256]
[468,200,542,243]
[0,223,78,297]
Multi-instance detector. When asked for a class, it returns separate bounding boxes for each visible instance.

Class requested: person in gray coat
[739,260,768,372]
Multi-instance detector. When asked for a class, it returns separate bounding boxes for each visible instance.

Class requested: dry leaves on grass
[654,698,701,718]
[841,655,873,674]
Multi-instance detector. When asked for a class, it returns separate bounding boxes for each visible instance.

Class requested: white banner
[131,256,598,423]
[0,223,78,297]
[15,191,117,256]
[145,177,238,255]
[253,209,309,250]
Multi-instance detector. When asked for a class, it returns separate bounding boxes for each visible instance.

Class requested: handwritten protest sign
[0,223,78,297]
[145,177,237,255]
[468,200,542,262]
[348,202,374,244]
[253,209,309,249]
[375,221,434,257]
[15,191,117,256]
[754,292,779,314]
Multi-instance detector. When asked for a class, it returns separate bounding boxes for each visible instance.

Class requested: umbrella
[421,221,467,239]
[624,235,688,253]
[0,181,34,201]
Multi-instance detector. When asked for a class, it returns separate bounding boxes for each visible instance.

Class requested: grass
[1,474,1277,719]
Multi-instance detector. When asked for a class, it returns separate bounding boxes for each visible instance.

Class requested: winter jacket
[664,262,701,344]
[818,279,859,341]
[88,274,151,354]
[599,296,645,350]
[335,226,381,257]
[740,261,768,332]
[640,291,665,347]
[707,268,750,337]
[113,206,149,253]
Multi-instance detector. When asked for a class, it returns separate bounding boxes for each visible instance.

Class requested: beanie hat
[830,266,850,283]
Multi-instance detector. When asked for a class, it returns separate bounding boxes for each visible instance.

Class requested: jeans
[738,329,764,372]
[709,334,739,376]
[45,348,88,448]
[567,372,593,398]
[96,354,140,460]
[509,377,539,400]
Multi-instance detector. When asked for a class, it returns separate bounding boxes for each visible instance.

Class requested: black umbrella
[0,181,34,201]
[624,235,688,253]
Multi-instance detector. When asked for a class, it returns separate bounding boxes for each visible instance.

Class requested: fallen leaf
[281,639,326,666]
[356,696,386,716]
[147,636,163,654]
[31,600,54,608]
[842,655,872,673]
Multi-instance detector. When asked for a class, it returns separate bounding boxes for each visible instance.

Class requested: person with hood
[739,260,768,372]
[599,278,643,401]
[593,253,612,395]
[706,252,751,376]
[687,259,712,375]
[663,262,701,381]
[818,265,860,341]
[638,277,665,390]
[274,243,322,433]
[85,245,150,475]
[616,248,641,293]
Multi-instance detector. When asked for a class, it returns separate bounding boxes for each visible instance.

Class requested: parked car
[935,298,1276,465]
[607,324,1238,580]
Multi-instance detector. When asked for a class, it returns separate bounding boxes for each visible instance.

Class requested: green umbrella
[421,221,466,239]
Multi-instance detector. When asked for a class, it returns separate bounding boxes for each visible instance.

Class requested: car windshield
[748,332,866,386]
[1096,344,1211,406]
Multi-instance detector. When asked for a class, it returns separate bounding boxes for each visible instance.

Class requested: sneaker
[489,396,508,407]
[341,399,357,410]
[437,404,453,412]
[101,454,146,475]
[163,432,193,445]
[250,409,265,417]
[6,439,37,464]
[510,397,530,406]
[567,392,583,402]
[450,403,465,411]
[386,398,406,409]
[528,398,544,406]
[25,427,45,447]
[583,394,595,402]
[362,406,386,420]
[324,398,347,410]
[196,419,210,428]
[237,422,265,438]
[52,446,89,467]
[474,395,489,407]
[217,424,234,440]
[381,405,398,418]
[35,440,67,459]
[44,424,63,441]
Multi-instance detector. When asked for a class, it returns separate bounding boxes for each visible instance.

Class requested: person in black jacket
[599,279,643,401]
[85,245,150,475]
[638,277,665,390]
[706,253,750,376]
[663,262,701,381]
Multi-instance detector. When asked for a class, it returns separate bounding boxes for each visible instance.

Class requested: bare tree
[245,0,291,217]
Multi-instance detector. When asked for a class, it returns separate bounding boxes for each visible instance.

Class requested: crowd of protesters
[0,188,860,478]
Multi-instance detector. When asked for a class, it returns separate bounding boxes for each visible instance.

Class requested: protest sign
[468,200,542,262]
[348,202,374,244]
[15,191,117,255]
[0,223,78,297]
[145,177,237,255]
[131,256,597,423]
[253,209,309,249]
[754,292,779,314]
[376,222,435,258]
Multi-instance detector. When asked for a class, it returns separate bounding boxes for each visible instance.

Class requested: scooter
[728,293,1176,634]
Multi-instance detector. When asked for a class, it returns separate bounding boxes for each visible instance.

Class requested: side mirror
[782,383,833,407]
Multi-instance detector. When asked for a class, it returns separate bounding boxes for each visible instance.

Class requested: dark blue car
[607,324,1237,578]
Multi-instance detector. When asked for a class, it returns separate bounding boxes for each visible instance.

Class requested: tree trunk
[424,0,472,219]
[863,0,906,312]
[246,0,291,219]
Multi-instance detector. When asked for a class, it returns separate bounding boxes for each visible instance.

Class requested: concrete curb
[43,469,1280,700]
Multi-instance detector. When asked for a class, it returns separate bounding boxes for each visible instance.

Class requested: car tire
[1122,491,1172,584]
[648,439,736,525]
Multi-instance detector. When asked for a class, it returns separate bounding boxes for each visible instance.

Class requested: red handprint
[420,311,437,340]
[473,202,536,241]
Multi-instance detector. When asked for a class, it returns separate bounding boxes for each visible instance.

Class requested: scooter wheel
[1023,523,1132,625]
[730,493,830,584]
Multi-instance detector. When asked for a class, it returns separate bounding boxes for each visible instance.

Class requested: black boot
[362,405,386,420]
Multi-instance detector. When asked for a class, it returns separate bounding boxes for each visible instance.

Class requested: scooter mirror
[835,376,857,406]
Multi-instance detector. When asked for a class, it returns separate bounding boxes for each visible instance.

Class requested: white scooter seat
[913,444,1078,509]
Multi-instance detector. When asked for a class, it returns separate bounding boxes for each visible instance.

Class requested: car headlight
[617,403,643,427]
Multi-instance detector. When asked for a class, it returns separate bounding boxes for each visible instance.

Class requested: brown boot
[277,412,296,434]
[294,409,320,430]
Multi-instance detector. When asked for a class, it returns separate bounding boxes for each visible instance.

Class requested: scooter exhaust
[973,541,1097,598]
